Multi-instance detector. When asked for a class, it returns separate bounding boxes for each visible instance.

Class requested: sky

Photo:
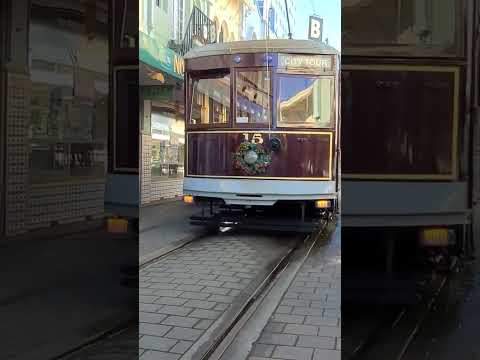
[290,0,341,51]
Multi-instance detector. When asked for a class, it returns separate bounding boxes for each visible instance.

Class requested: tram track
[54,231,212,359]
[344,272,449,360]
[58,218,335,360]
[200,219,334,360]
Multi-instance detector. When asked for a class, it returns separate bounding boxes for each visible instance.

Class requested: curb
[140,197,183,208]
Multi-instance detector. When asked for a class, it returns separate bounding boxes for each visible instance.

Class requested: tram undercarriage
[188,198,337,233]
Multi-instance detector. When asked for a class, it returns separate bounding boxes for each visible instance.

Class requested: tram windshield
[278,76,334,127]
[190,73,230,125]
[235,70,271,124]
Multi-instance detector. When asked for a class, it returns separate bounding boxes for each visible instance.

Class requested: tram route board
[278,54,332,71]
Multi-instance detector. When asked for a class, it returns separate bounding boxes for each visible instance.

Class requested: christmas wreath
[233,141,271,175]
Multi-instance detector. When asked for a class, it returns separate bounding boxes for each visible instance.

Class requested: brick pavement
[248,226,341,360]
[139,234,294,360]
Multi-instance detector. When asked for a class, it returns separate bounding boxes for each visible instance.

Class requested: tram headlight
[183,195,194,204]
[315,200,330,209]
[419,228,453,247]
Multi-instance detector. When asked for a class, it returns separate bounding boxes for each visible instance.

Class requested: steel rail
[346,272,449,360]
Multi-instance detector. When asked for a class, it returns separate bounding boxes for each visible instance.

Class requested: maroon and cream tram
[182,40,340,231]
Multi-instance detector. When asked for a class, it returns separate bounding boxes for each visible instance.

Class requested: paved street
[138,203,341,360]
[140,200,204,260]
[401,257,480,360]
[0,226,137,360]
[139,231,298,359]
[247,225,341,360]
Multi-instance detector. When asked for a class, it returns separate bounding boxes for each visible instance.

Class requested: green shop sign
[140,85,173,101]
[139,31,184,80]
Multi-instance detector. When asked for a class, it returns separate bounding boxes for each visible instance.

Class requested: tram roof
[184,39,339,59]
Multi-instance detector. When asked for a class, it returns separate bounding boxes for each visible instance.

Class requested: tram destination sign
[278,54,332,71]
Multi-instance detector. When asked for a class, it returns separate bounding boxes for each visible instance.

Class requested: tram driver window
[235,70,271,124]
[278,76,334,128]
[191,73,230,125]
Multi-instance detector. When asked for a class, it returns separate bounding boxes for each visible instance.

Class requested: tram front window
[278,76,334,128]
[235,70,271,124]
[191,73,230,125]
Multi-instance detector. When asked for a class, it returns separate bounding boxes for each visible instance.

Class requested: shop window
[235,70,271,124]
[29,2,109,184]
[151,111,185,179]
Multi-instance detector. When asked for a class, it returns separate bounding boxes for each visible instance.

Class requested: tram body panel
[184,177,337,206]
[341,181,469,227]
[186,131,334,179]
[341,64,467,229]
[341,65,459,180]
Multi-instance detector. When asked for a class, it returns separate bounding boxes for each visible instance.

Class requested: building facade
[0,0,138,237]
[139,0,188,205]
[254,0,296,39]
[139,0,264,205]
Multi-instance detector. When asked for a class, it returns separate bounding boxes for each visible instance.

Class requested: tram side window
[191,74,230,125]
[235,70,271,124]
[278,76,334,127]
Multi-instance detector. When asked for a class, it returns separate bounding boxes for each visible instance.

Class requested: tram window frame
[233,68,273,129]
[188,70,232,129]
[276,74,336,129]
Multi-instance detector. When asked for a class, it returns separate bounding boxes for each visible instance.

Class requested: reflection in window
[236,70,271,124]
[191,74,230,124]
[29,5,109,184]
[342,0,460,56]
[151,112,185,178]
[278,76,333,127]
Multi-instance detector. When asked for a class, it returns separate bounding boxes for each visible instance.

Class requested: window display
[151,111,185,179]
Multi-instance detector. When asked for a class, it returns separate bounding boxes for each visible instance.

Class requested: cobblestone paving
[248,227,341,360]
[139,234,293,360]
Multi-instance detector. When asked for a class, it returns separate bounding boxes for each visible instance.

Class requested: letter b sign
[308,16,323,42]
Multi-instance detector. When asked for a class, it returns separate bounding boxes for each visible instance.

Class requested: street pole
[284,0,292,39]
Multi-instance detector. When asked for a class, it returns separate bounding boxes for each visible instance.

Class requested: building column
[4,0,31,236]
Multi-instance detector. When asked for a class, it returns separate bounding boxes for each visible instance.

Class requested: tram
[341,0,479,257]
[182,39,340,232]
